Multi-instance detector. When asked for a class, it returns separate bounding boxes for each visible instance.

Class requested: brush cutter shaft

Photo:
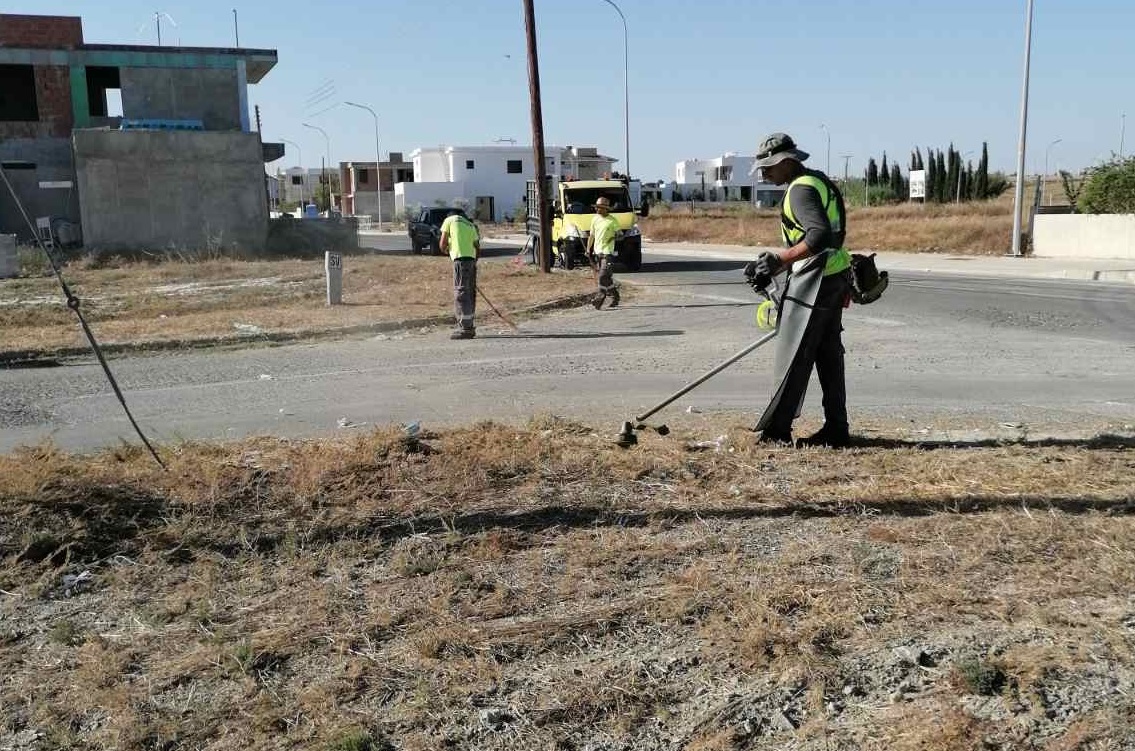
[635,328,778,424]
[476,286,519,330]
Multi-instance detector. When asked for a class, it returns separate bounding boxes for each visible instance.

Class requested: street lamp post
[344,101,383,228]
[1043,139,1061,205]
[600,0,629,178]
[956,150,975,203]
[819,123,831,175]
[279,137,303,208]
[1010,0,1035,257]
[302,122,331,214]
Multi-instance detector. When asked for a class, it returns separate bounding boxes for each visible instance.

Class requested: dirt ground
[0,255,595,357]
[2,419,1133,750]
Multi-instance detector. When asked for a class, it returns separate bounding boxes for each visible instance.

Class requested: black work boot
[591,294,605,310]
[450,328,475,340]
[797,424,851,448]
[608,291,620,308]
[756,429,793,446]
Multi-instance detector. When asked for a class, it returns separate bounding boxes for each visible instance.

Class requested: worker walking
[439,212,481,339]
[746,132,854,448]
[586,196,620,309]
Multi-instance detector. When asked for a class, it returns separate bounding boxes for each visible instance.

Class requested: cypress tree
[867,158,879,185]
[880,152,889,184]
[890,163,903,198]
[926,149,937,201]
[946,144,959,203]
[935,150,948,202]
[976,142,990,199]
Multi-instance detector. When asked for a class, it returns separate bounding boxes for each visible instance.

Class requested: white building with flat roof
[396,144,618,222]
[675,153,785,206]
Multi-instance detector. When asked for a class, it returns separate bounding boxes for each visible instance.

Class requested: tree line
[859,142,1008,203]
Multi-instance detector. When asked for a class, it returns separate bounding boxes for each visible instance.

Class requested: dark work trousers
[763,273,850,435]
[453,257,477,331]
[595,254,619,303]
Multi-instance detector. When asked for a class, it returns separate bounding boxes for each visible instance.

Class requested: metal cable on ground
[0,164,166,469]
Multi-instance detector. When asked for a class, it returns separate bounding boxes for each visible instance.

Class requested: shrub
[1078,156,1135,214]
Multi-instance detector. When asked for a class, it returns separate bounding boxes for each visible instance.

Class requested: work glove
[753,251,785,278]
[744,263,771,294]
[743,260,772,293]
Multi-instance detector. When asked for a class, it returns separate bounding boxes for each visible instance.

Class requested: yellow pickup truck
[526,177,648,271]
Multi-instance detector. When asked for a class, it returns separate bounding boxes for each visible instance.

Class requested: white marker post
[325,251,343,305]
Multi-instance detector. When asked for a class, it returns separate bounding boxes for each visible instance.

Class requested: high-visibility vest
[780,174,852,276]
[441,214,479,259]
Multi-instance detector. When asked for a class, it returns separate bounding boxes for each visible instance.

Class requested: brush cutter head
[615,420,638,448]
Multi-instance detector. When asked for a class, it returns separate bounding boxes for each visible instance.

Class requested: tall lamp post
[599,0,629,178]
[1042,138,1061,205]
[956,149,975,203]
[1010,0,1035,257]
[279,137,303,208]
[302,122,331,213]
[819,123,831,175]
[344,101,383,228]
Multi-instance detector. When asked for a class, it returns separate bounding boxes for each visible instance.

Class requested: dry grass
[2,419,1134,749]
[642,196,1016,254]
[0,255,594,355]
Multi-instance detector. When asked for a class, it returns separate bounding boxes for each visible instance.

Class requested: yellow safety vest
[781,174,852,276]
[441,214,479,260]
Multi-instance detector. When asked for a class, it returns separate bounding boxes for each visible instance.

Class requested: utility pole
[523,0,552,273]
[841,154,852,184]
[820,124,832,175]
[233,9,240,46]
[600,0,630,178]
[1121,113,1127,158]
[1010,0,1035,257]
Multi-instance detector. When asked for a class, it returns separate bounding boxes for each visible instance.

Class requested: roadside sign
[909,169,926,200]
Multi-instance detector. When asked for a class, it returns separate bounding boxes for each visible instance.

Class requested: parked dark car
[408,207,469,255]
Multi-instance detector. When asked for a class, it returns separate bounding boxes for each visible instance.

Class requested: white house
[396,144,618,222]
[675,153,785,206]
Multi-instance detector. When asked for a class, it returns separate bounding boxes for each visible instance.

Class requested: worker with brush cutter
[745,132,854,448]
[440,212,481,339]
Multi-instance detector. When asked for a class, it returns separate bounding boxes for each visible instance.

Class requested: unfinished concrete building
[0,13,279,252]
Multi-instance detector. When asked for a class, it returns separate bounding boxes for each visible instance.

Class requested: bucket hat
[751,132,810,173]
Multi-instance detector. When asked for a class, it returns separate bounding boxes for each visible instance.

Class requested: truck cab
[526,177,648,271]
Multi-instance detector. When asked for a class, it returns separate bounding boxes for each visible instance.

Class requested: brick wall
[0,66,73,140]
[36,66,73,136]
[0,14,84,48]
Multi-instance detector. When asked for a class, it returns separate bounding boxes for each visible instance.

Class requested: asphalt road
[2,245,1134,453]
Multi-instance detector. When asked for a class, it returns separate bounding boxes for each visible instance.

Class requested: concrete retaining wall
[1033,214,1135,260]
[74,129,268,254]
[265,217,359,257]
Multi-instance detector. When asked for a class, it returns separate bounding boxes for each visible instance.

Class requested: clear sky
[12,1,1134,181]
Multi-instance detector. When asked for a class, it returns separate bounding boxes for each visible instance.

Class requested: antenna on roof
[137,11,178,46]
